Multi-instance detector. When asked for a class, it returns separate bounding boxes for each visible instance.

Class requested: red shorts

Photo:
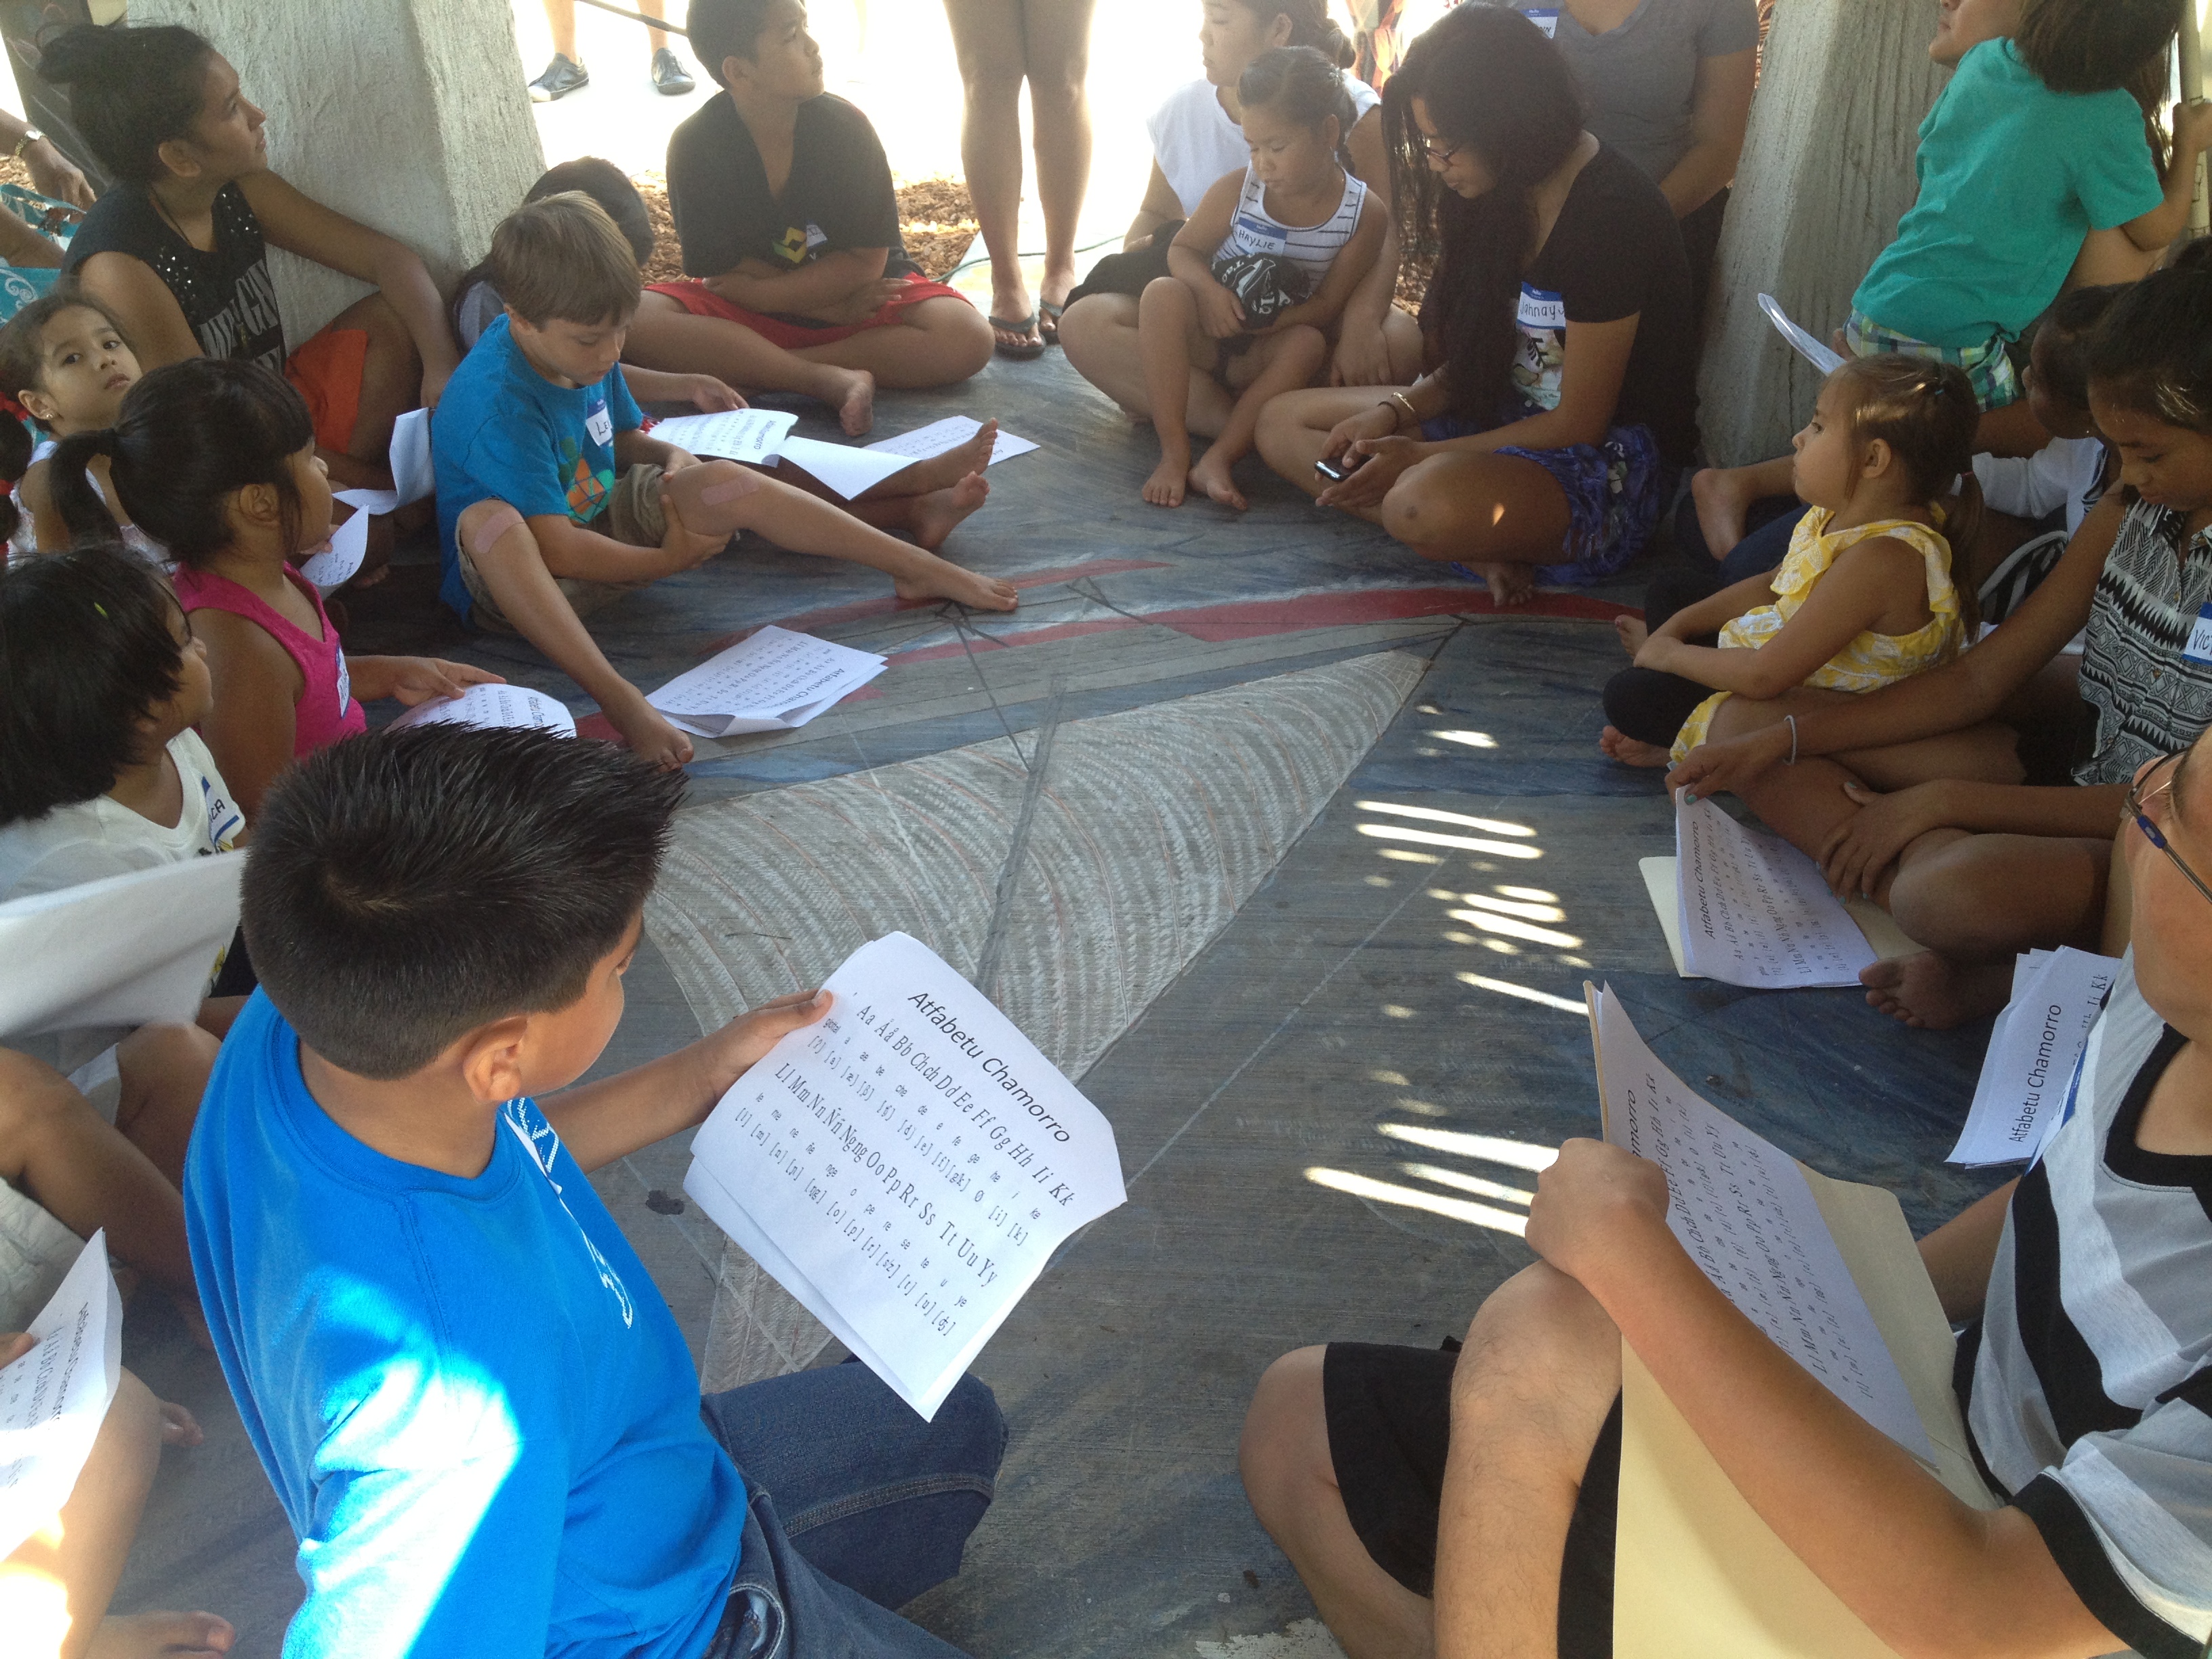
[642,273,968,350]
[283,324,369,454]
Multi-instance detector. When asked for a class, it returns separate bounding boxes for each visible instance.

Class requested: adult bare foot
[86,1611,235,1658]
[892,556,1019,613]
[1475,562,1534,607]
[876,421,998,497]
[602,689,695,769]
[1598,725,1672,767]
[1143,450,1191,508]
[1613,614,1648,655]
[1860,951,2011,1030]
[1187,448,1248,510]
[823,367,876,437]
[910,472,990,552]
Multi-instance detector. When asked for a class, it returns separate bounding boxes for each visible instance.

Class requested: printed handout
[865,416,1040,468]
[1948,947,2118,1166]
[649,408,800,466]
[684,933,1127,1418]
[777,435,915,501]
[1758,292,1845,375]
[386,682,578,738]
[388,407,434,506]
[1591,983,1931,1460]
[0,1233,121,1560]
[300,488,388,592]
[1673,793,1877,989]
[647,625,886,738]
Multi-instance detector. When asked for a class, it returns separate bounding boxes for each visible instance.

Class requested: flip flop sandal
[990,311,1046,361]
[1038,300,1066,346]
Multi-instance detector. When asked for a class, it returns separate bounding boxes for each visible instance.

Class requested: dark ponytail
[1238,47,1358,169]
[53,357,314,568]
[38,23,217,184]
[1229,0,1355,69]
[1386,7,1582,420]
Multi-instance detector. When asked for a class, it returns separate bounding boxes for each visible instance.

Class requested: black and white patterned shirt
[1965,957,2212,1656]
[2075,501,2212,785]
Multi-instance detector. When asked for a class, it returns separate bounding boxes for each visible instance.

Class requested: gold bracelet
[1389,391,1420,432]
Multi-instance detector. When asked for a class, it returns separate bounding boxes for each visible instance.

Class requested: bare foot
[822,367,876,437]
[892,555,1019,613]
[1143,450,1191,508]
[602,690,695,770]
[1598,726,1673,767]
[1613,614,1648,656]
[877,420,998,497]
[1475,562,1534,607]
[1187,447,1248,510]
[1860,952,2012,1031]
[910,472,990,552]
[159,1399,204,1447]
[86,1612,234,1658]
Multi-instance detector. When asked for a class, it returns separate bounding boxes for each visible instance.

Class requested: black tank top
[63,181,286,370]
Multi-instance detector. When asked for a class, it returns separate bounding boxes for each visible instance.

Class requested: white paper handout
[0,854,243,1040]
[865,416,1040,468]
[649,408,800,466]
[0,1233,122,1560]
[1674,792,1877,989]
[1758,293,1845,375]
[777,435,914,501]
[684,933,1127,1418]
[1592,985,1933,1461]
[300,488,390,592]
[386,682,577,738]
[1948,947,2118,1166]
[388,407,434,506]
[647,624,886,738]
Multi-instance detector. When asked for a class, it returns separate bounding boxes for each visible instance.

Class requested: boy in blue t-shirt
[184,726,1005,1658]
[432,194,1019,771]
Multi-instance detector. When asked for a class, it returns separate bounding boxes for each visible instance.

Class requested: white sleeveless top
[1218,167,1368,289]
[11,438,170,569]
[1147,75,1382,216]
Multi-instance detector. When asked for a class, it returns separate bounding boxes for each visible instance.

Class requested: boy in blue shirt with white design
[184,726,1005,1658]
[432,194,1019,771]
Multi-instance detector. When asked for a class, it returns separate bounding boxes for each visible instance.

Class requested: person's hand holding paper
[1522,1138,1673,1288]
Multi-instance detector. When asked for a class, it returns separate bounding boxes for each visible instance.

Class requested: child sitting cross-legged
[436,192,1018,770]
[186,725,1005,1657]
[1600,356,1977,769]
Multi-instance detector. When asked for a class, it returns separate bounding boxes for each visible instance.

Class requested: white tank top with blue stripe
[1218,167,1368,292]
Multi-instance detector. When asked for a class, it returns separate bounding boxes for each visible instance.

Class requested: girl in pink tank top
[47,359,503,817]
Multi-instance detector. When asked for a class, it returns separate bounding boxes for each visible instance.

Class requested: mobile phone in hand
[1315,451,1371,484]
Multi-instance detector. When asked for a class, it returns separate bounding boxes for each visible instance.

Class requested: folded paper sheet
[1759,293,1845,375]
[0,854,243,1039]
[1948,947,2118,1166]
[1669,796,1879,988]
[0,1232,121,1560]
[777,434,914,501]
[684,933,1126,1418]
[386,682,578,737]
[647,625,886,738]
[648,409,800,466]
[388,407,434,506]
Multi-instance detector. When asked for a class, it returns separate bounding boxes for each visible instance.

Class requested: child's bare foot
[878,421,998,496]
[1598,726,1673,767]
[823,367,876,437]
[1143,450,1191,507]
[87,1612,235,1658]
[893,555,1019,613]
[1860,951,2011,1030]
[910,473,990,552]
[159,1399,204,1446]
[602,691,695,769]
[1613,614,1648,655]
[1475,562,1534,607]
[1187,448,1248,510]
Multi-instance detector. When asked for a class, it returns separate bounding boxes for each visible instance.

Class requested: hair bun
[1317,19,1355,68]
[36,24,128,87]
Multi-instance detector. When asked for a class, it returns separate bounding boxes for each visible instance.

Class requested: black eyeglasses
[2127,750,2212,908]
[1420,137,1464,165]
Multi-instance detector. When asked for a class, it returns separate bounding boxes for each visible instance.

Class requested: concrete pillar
[133,0,545,346]
[1696,0,1946,465]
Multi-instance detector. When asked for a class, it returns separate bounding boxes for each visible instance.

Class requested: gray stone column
[133,0,545,344]
[1696,0,1946,465]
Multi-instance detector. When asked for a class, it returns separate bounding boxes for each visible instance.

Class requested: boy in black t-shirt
[625,0,995,438]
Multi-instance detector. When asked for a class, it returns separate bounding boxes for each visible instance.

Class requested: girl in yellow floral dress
[1599,355,1980,768]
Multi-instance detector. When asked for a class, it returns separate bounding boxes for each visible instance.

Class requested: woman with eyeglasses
[1253,5,1700,609]
[1667,246,2212,1033]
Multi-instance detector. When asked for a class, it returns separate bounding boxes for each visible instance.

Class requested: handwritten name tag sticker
[585,401,615,448]
[1516,284,1567,330]
[1233,213,1289,255]
[1524,5,1561,35]
[2183,602,2212,665]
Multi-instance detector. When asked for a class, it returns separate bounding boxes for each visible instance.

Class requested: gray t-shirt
[1494,0,1759,185]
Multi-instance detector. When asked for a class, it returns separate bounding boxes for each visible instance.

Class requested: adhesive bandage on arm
[462,502,525,557]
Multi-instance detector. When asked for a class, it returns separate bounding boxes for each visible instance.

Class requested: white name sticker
[334,647,353,716]
[1525,6,1561,35]
[1232,213,1288,255]
[803,222,829,253]
[1516,284,1567,330]
[2184,602,2212,665]
[586,401,614,448]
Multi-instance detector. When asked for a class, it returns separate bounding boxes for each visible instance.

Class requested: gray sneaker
[651,47,696,96]
[529,52,589,102]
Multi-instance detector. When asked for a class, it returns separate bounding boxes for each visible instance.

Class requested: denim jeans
[697,1363,1006,1659]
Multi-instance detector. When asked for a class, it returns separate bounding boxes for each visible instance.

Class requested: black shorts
[1322,1342,1622,1659]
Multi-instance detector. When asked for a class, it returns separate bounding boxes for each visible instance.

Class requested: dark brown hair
[486,193,642,329]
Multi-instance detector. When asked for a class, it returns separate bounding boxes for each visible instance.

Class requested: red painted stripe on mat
[887,617,1147,663]
[1149,586,1633,640]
